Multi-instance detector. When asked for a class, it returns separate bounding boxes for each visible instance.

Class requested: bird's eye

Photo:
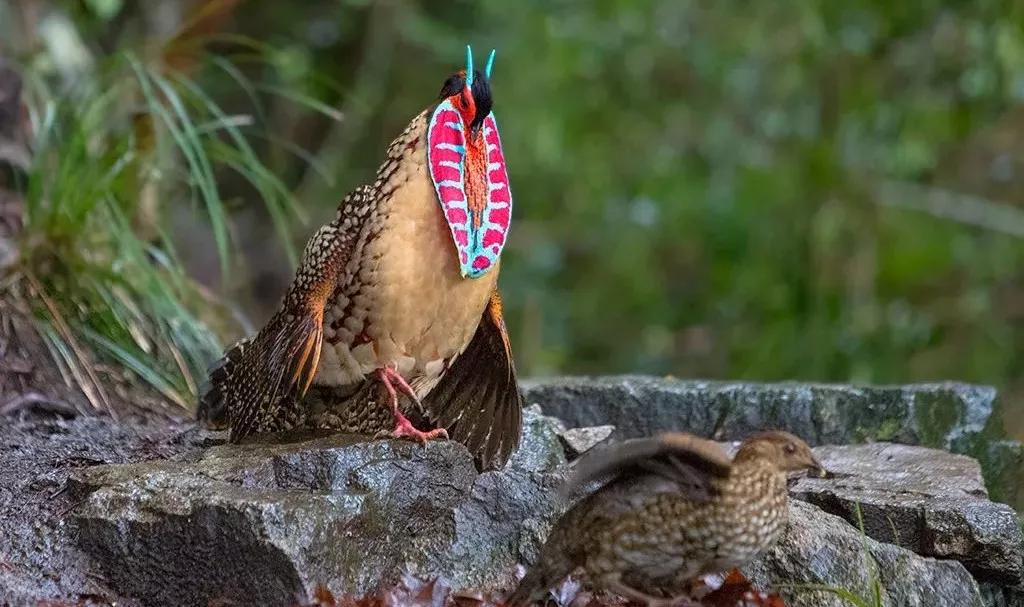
[784,443,797,454]
[438,75,465,100]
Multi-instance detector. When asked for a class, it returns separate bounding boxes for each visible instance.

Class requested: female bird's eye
[784,443,797,454]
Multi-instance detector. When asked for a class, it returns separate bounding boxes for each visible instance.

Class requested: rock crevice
[1,377,1021,607]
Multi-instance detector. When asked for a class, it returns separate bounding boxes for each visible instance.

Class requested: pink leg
[376,367,448,443]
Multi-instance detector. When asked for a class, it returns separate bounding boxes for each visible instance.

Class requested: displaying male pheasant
[199,47,523,470]
[508,431,825,606]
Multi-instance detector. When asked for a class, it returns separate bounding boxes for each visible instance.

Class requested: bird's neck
[729,458,789,502]
[462,131,488,230]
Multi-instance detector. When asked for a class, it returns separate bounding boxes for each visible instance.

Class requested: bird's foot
[373,366,448,443]
[391,414,449,443]
[372,409,448,444]
[378,365,424,406]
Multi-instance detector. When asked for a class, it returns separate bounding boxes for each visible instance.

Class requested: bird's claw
[391,418,448,443]
[375,413,448,444]
[374,365,447,444]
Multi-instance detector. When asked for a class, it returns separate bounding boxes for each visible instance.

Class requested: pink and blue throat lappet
[427,46,513,278]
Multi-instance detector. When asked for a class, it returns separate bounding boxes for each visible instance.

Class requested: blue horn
[465,45,474,87]
[485,49,496,80]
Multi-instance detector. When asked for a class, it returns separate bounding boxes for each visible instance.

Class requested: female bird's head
[427,46,511,279]
[734,431,826,476]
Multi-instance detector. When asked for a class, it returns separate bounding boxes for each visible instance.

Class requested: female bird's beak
[808,454,829,478]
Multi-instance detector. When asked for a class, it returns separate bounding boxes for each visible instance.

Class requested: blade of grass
[175,73,303,262]
[781,583,875,607]
[206,140,300,266]
[209,55,267,125]
[256,83,345,123]
[854,503,884,607]
[81,327,187,408]
[128,55,231,279]
[249,130,335,186]
[25,270,115,417]
[36,323,75,391]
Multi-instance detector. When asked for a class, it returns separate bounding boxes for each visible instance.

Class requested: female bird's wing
[422,290,523,471]
[566,432,733,502]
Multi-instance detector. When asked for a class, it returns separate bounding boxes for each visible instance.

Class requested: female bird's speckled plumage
[199,58,523,471]
[508,431,824,606]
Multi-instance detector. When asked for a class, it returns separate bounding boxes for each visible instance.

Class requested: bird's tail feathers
[197,337,249,428]
[199,306,324,441]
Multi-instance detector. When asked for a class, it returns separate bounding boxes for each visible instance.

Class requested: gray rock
[955,436,1024,512]
[68,427,1013,607]
[791,443,1024,585]
[524,374,1024,513]
[0,415,210,607]
[522,375,996,449]
[556,425,615,458]
[508,405,568,472]
[978,581,1024,605]
[3,376,1013,606]
[981,583,1024,607]
[70,424,569,607]
[745,501,985,607]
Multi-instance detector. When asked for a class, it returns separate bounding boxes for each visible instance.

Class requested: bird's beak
[465,83,481,136]
[808,454,829,478]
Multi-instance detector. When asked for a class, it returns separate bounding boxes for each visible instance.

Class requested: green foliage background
[4,0,1023,434]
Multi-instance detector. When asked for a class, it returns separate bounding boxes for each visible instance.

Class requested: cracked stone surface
[68,407,568,607]
[556,424,615,458]
[746,501,985,607]
[522,375,997,449]
[3,377,1021,607]
[68,424,1019,607]
[790,443,1024,586]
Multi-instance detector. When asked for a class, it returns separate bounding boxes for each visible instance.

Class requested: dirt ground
[0,409,217,606]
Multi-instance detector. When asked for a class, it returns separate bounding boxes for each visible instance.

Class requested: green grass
[12,49,314,413]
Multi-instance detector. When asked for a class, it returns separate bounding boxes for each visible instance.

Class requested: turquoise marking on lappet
[435,143,466,155]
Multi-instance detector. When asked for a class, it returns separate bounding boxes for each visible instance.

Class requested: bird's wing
[199,188,370,440]
[196,336,251,428]
[422,289,523,471]
[566,432,733,502]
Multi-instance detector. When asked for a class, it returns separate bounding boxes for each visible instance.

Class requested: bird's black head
[437,47,495,135]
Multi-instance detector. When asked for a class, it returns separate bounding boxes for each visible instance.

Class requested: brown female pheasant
[199,47,523,470]
[508,431,825,606]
